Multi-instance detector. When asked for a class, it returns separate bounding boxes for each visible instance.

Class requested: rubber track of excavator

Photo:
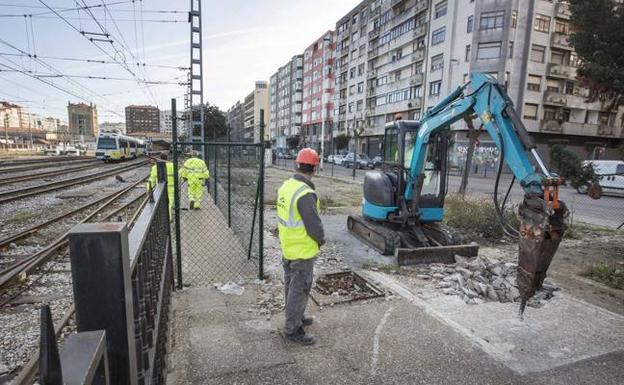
[347,215,401,255]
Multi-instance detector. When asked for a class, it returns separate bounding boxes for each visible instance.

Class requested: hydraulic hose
[493,130,520,238]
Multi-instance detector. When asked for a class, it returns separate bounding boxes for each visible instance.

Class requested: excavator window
[384,126,399,164]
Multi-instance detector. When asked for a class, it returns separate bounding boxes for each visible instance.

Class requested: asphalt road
[272,158,624,229]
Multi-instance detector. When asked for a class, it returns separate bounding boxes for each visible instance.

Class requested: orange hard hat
[296,148,320,165]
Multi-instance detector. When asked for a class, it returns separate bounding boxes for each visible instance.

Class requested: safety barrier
[38,165,173,385]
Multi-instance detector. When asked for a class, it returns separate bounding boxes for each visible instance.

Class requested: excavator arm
[407,73,568,316]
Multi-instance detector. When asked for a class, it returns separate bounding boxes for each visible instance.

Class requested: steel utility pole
[189,0,204,151]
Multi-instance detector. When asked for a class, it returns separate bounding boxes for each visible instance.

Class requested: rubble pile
[418,255,559,307]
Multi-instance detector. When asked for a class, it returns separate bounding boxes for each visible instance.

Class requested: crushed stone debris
[403,255,559,307]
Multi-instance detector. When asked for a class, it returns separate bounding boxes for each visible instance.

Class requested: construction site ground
[168,167,624,384]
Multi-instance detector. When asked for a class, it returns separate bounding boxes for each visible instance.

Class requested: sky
[0,0,358,123]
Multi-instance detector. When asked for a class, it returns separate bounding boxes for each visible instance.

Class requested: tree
[549,144,597,188]
[570,0,624,122]
[334,133,350,151]
[286,135,300,150]
[201,103,227,141]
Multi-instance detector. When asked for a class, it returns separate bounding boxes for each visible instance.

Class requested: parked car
[327,154,335,164]
[372,156,383,168]
[344,153,374,169]
[332,154,345,165]
[577,160,624,196]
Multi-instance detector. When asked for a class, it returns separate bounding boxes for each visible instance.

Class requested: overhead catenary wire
[0,52,189,70]
[0,68,187,85]
[36,0,159,106]
[0,60,124,118]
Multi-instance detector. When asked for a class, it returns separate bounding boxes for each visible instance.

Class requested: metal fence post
[39,305,62,385]
[258,142,265,280]
[227,130,231,227]
[214,144,218,204]
[68,223,138,385]
[171,98,183,289]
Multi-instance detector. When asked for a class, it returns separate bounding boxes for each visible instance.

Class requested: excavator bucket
[516,195,568,315]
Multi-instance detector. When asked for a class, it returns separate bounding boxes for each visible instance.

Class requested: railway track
[1,192,149,385]
[0,159,149,204]
[0,159,99,176]
[0,156,93,167]
[0,162,101,186]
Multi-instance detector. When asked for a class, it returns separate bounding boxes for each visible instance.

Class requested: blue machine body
[361,72,545,224]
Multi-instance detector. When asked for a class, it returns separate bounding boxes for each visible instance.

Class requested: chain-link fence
[172,141,264,287]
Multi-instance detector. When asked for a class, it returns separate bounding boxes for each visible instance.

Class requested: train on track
[95,130,146,161]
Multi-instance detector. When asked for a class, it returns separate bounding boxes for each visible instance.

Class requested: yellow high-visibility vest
[147,161,175,190]
[277,178,320,260]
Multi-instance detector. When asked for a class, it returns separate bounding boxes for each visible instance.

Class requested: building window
[348,102,354,113]
[435,1,447,19]
[530,44,546,63]
[551,50,565,65]
[431,27,446,46]
[357,82,364,93]
[465,45,471,62]
[508,41,514,58]
[523,103,538,120]
[546,79,561,93]
[480,10,504,30]
[555,21,569,34]
[356,100,363,111]
[511,10,518,28]
[467,15,474,33]
[534,14,551,33]
[350,67,356,78]
[564,81,575,95]
[430,80,442,96]
[527,75,541,91]
[358,63,365,76]
[543,106,557,121]
[431,54,444,71]
[476,42,501,59]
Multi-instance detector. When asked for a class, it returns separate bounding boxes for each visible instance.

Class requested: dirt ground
[264,166,624,315]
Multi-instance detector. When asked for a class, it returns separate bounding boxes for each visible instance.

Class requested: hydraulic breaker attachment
[517,193,568,318]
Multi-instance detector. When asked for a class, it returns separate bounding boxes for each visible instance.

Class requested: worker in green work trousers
[147,153,175,212]
[277,148,325,345]
[180,151,210,210]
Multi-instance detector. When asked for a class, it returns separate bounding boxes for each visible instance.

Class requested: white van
[578,160,624,196]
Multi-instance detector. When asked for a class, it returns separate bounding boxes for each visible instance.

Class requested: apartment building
[226,101,245,142]
[331,0,622,160]
[243,81,270,143]
[333,0,432,156]
[269,55,304,149]
[68,102,99,139]
[301,31,336,152]
[125,105,160,134]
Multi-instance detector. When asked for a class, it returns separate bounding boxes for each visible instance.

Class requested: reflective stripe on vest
[277,184,309,228]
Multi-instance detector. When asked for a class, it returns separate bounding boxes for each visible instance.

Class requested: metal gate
[171,140,265,287]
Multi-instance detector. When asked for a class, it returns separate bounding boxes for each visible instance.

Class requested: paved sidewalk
[167,275,624,385]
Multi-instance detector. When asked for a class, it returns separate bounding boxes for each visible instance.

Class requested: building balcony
[551,33,573,50]
[413,23,427,39]
[391,0,404,7]
[412,48,425,63]
[409,73,424,86]
[555,2,571,20]
[414,0,428,14]
[540,120,618,138]
[368,47,379,59]
[547,63,576,79]
[369,27,381,39]
[543,91,568,106]
[367,68,378,79]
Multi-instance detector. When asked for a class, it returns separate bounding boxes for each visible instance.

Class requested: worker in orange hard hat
[277,148,324,345]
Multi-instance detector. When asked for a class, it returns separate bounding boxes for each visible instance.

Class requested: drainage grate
[310,271,384,306]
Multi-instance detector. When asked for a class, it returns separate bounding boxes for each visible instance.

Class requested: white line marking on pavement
[371,306,394,376]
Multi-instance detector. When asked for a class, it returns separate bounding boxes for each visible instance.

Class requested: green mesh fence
[172,141,264,287]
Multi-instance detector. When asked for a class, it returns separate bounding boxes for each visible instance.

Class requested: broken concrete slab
[362,270,624,376]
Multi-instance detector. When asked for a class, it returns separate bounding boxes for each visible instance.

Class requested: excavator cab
[373,120,449,224]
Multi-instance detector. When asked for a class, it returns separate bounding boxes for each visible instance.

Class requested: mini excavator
[347,73,568,315]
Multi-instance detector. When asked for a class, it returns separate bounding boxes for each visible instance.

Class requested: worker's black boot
[189,201,195,210]
[286,327,315,346]
[302,316,314,326]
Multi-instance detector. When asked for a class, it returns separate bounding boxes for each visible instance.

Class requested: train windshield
[97,137,117,149]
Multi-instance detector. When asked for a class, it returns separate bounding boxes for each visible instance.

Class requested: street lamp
[319,34,332,170]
